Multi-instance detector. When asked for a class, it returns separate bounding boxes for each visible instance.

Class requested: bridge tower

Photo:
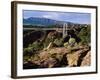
[63,23,68,38]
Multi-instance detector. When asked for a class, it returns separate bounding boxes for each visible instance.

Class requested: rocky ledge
[23,45,90,69]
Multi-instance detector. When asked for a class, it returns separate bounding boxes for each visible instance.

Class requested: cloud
[42,12,60,20]
[42,15,52,19]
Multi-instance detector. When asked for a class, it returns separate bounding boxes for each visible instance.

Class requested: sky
[23,10,91,24]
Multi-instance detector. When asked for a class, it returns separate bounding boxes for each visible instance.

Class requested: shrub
[68,38,76,47]
[23,56,30,62]
[23,46,33,56]
[78,25,91,45]
[53,38,63,47]
[31,40,43,50]
[64,42,69,48]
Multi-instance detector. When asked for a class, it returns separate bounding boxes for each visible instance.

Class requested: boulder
[81,51,91,66]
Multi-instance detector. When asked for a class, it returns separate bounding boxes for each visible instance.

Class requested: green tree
[78,25,91,45]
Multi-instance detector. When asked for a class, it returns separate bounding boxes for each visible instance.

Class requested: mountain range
[23,17,72,27]
[23,17,89,29]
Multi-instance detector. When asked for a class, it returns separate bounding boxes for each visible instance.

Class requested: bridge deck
[23,28,63,30]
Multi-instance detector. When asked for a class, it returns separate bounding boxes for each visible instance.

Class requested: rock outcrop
[81,51,91,66]
[23,46,91,69]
